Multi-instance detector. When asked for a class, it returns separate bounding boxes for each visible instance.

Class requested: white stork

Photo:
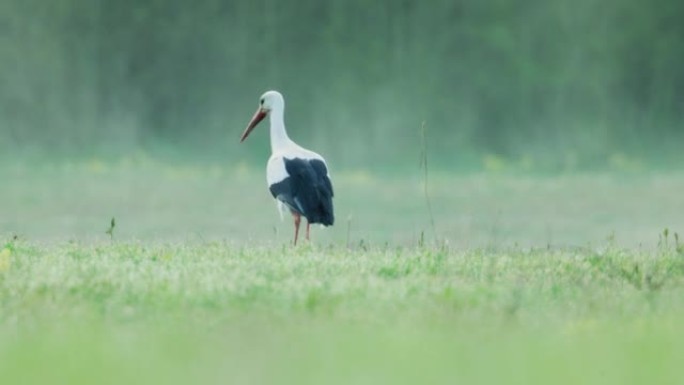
[240,90,334,245]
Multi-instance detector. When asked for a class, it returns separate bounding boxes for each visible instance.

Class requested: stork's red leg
[293,213,301,245]
[306,222,310,241]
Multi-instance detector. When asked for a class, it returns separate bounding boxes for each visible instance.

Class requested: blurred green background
[1,0,682,171]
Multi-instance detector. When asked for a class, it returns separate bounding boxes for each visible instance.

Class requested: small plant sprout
[106,217,116,241]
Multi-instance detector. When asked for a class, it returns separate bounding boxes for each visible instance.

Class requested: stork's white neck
[268,105,292,153]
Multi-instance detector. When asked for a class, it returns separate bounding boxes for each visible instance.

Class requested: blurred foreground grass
[1,241,684,385]
[1,161,684,384]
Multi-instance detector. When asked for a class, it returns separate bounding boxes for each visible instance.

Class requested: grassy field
[1,161,684,384]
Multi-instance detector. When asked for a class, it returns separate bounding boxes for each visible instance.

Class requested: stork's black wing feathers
[268,157,334,226]
[310,159,334,197]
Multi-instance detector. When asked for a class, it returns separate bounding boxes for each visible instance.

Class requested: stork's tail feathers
[308,192,334,226]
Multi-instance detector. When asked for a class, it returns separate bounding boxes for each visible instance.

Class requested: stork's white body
[266,141,327,187]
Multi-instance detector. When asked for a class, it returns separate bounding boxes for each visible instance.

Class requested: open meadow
[3,0,684,383]
[1,161,684,384]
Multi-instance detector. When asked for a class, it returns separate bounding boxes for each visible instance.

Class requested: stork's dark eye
[260,98,264,105]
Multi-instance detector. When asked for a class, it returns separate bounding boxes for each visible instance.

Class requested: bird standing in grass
[240,91,334,245]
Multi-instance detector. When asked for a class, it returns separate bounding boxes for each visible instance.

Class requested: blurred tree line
[0,0,682,170]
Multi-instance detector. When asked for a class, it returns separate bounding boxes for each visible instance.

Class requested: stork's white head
[240,90,284,143]
[259,90,284,112]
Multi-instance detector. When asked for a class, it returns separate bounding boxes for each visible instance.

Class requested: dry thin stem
[419,121,436,242]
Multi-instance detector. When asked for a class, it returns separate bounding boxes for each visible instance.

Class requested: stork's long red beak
[240,108,267,142]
